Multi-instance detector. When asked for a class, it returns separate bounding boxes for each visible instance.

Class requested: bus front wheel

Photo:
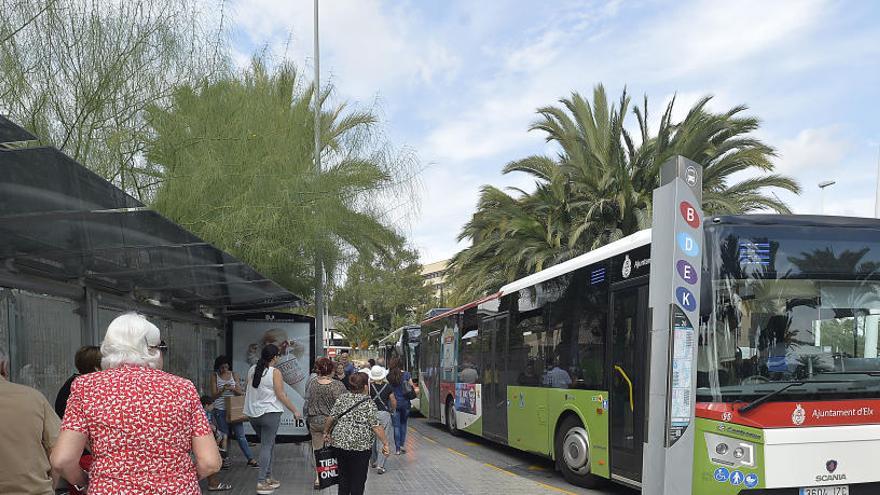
[445,399,460,436]
[555,415,600,488]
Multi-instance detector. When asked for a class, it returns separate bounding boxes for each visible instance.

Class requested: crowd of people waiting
[0,312,416,495]
[305,352,416,495]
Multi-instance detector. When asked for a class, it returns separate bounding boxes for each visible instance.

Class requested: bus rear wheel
[445,399,460,436]
[555,415,600,488]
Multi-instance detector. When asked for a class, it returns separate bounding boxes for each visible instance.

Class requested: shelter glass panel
[10,290,82,401]
[164,320,201,389]
[200,325,225,395]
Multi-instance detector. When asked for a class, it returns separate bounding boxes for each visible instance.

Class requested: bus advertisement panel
[420,215,880,494]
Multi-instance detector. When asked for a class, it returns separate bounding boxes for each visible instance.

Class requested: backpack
[370,383,390,411]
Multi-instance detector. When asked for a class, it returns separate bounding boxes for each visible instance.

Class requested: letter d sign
[677,233,700,257]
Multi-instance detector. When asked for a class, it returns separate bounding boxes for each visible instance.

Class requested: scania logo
[816,474,847,482]
[826,460,838,473]
[816,460,845,483]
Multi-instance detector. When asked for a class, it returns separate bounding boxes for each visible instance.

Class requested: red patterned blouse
[60,365,212,495]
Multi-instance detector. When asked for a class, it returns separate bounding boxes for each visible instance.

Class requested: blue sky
[227,0,880,263]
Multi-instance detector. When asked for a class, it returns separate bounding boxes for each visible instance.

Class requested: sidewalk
[204,424,582,495]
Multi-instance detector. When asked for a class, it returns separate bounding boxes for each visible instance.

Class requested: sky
[226,0,880,264]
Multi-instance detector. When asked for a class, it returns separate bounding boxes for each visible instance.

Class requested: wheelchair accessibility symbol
[713,467,729,482]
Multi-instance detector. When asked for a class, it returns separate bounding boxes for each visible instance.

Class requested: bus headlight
[705,433,756,468]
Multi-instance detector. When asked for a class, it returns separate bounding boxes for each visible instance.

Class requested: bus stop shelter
[0,115,304,400]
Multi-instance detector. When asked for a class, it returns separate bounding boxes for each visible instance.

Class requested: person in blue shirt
[387,357,415,455]
[340,351,356,376]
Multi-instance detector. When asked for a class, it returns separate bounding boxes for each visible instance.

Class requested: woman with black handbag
[387,357,416,455]
[322,372,391,495]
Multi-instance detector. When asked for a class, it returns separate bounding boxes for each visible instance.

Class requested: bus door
[608,282,648,484]
[480,314,508,443]
[427,331,443,421]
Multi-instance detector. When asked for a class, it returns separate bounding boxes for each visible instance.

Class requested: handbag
[403,380,417,401]
[225,395,247,424]
[314,398,369,490]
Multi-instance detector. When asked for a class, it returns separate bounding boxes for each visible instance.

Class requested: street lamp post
[313,0,324,358]
[818,180,836,215]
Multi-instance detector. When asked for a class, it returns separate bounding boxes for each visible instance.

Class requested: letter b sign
[680,201,700,228]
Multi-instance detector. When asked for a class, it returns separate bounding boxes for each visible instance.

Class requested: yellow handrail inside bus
[613,365,634,412]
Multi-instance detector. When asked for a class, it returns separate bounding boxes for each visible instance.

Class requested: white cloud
[775,126,851,175]
[504,29,566,72]
[228,0,460,100]
[629,0,826,80]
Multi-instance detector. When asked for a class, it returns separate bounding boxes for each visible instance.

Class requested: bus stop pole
[643,156,704,495]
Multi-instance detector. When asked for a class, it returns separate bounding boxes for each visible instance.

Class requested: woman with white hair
[50,313,221,494]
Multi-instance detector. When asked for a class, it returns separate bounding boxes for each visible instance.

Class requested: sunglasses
[147,339,168,352]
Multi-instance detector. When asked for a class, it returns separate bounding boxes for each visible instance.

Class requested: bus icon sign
[714,467,730,482]
[686,165,698,186]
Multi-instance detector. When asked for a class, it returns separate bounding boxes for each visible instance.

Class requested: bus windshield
[699,223,880,401]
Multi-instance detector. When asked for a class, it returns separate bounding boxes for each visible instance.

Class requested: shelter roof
[0,121,302,312]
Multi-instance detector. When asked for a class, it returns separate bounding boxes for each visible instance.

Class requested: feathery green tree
[0,0,222,200]
[148,60,419,298]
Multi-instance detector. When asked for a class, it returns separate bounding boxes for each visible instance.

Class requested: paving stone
[202,425,581,495]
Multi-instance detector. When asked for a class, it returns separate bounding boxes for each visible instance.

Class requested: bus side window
[548,268,607,390]
[460,308,480,384]
[510,287,548,387]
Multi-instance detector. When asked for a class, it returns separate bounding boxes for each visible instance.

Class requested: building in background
[421,259,449,306]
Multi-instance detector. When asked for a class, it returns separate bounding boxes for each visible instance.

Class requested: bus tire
[555,415,600,488]
[445,398,460,436]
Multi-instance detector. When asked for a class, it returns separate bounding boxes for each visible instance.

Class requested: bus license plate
[800,486,849,495]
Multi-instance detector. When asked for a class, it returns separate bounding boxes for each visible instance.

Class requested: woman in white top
[244,344,302,495]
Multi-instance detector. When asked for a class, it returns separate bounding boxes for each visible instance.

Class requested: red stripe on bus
[696,399,880,428]
[420,292,502,325]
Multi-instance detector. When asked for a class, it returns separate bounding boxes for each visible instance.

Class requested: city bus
[418,215,880,494]
[378,324,422,409]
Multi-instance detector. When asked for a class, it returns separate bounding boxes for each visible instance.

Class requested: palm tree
[449,84,801,298]
[335,318,382,350]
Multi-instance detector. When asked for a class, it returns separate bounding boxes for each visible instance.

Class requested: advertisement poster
[455,383,477,415]
[231,315,313,437]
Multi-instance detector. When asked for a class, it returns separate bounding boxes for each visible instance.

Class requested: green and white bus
[419,215,880,494]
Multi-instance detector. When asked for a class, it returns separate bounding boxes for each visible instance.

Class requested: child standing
[201,395,233,491]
